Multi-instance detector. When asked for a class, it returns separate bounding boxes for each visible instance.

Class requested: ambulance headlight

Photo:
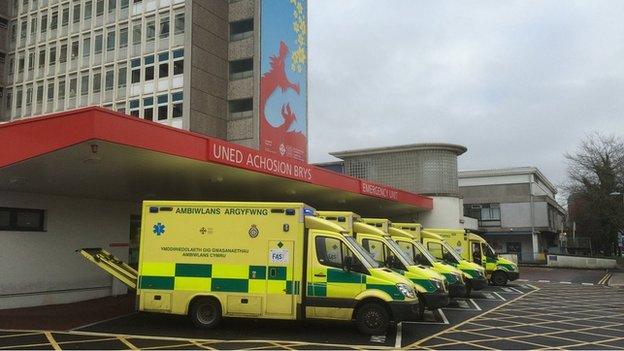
[453,272,464,283]
[432,279,444,291]
[396,283,415,299]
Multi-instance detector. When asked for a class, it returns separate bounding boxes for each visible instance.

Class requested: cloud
[307,0,624,188]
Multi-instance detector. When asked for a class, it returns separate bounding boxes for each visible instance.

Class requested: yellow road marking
[44,332,61,351]
[117,336,138,350]
[407,286,540,348]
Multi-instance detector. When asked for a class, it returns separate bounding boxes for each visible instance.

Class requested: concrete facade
[318,143,471,227]
[459,167,567,262]
[0,0,259,148]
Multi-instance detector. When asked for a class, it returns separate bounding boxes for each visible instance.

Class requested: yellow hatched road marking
[44,332,61,351]
[407,285,540,348]
[117,336,138,350]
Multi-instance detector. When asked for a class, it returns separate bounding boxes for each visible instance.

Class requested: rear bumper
[422,291,450,310]
[389,300,421,322]
[448,282,467,297]
[468,277,488,290]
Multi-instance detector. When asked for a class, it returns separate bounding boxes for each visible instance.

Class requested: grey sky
[307,0,624,189]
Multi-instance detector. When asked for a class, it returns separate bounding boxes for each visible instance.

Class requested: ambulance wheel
[491,271,508,286]
[355,302,390,335]
[189,298,222,329]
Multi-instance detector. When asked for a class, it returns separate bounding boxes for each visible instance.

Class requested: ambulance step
[78,248,138,289]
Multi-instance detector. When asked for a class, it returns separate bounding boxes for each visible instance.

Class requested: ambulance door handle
[314,273,326,278]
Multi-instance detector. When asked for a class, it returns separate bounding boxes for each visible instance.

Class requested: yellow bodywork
[80,201,418,324]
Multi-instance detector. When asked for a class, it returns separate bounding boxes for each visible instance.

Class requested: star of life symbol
[153,222,165,236]
[279,143,286,156]
[200,227,207,235]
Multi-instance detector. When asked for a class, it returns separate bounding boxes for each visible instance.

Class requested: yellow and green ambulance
[387,225,467,298]
[426,228,519,286]
[79,201,421,334]
[317,212,449,313]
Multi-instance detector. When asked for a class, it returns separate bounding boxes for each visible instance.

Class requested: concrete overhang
[0,108,433,218]
[331,143,467,158]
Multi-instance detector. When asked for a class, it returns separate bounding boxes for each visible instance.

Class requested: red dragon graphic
[260,41,307,161]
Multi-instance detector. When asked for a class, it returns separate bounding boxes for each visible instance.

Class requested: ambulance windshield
[345,236,380,268]
[386,238,416,266]
[414,241,437,263]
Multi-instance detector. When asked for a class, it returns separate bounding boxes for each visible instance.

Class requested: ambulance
[79,201,421,334]
[426,228,519,286]
[393,223,487,296]
[386,225,467,297]
[317,212,449,313]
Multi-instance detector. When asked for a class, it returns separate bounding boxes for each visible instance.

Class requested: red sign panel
[209,139,313,182]
[361,181,399,201]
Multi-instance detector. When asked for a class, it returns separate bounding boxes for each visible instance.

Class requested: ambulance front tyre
[355,302,390,335]
[189,297,222,329]
[491,271,508,286]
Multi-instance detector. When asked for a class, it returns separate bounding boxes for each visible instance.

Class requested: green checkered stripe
[442,272,459,284]
[307,268,405,300]
[138,263,300,294]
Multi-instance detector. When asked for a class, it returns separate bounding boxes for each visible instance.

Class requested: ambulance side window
[361,238,385,265]
[397,241,415,262]
[315,236,343,268]
[427,242,444,261]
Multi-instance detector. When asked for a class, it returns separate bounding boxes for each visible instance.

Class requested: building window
[228,98,252,119]
[71,39,79,59]
[173,49,183,75]
[0,207,45,232]
[172,91,182,118]
[464,203,501,227]
[109,0,116,13]
[16,88,23,108]
[159,16,169,38]
[106,27,115,51]
[6,89,12,109]
[144,55,154,81]
[38,49,45,68]
[62,6,69,27]
[83,36,91,57]
[119,26,128,48]
[174,12,184,35]
[30,17,36,36]
[40,14,47,33]
[50,10,58,30]
[229,58,252,80]
[28,52,34,71]
[81,73,89,95]
[49,47,56,66]
[36,83,43,103]
[46,82,53,101]
[93,71,101,93]
[230,18,253,41]
[20,20,26,40]
[132,22,141,45]
[25,85,32,106]
[121,0,129,9]
[94,33,103,54]
[73,4,81,23]
[129,99,139,116]
[118,66,127,87]
[58,79,66,99]
[131,58,140,83]
[146,18,155,42]
[69,76,77,98]
[18,56,25,72]
[105,69,114,91]
[157,94,167,120]
[59,43,67,63]
[143,96,153,120]
[96,0,104,17]
[84,1,92,20]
